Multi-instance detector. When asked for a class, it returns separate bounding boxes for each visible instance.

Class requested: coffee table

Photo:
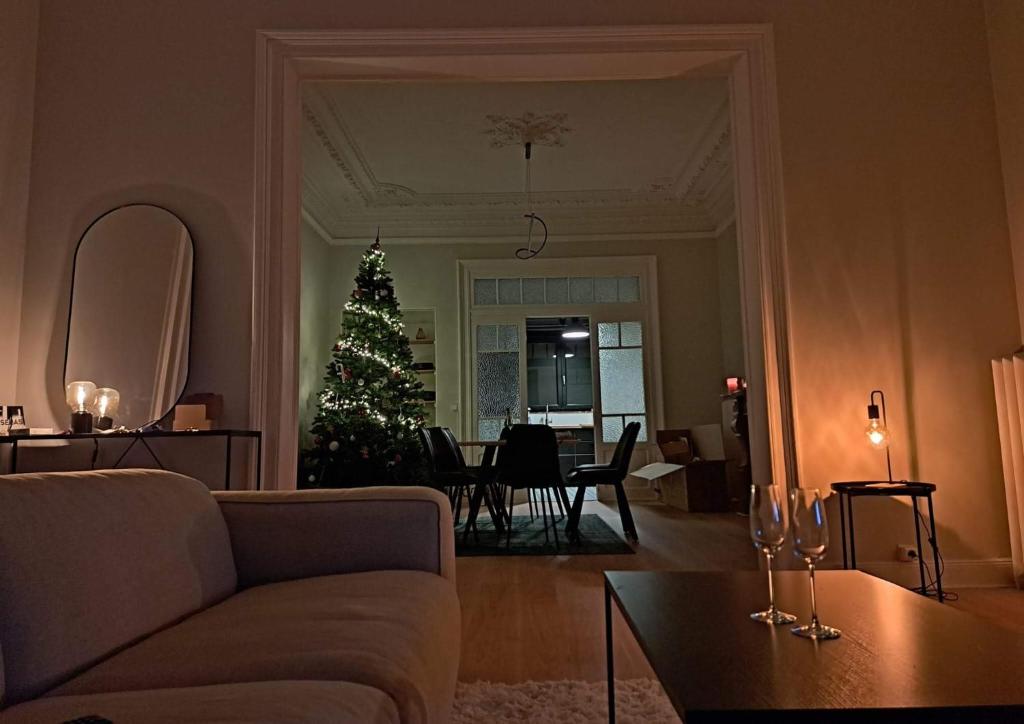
[604,570,1024,723]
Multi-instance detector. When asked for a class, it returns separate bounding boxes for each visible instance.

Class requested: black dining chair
[565,421,641,543]
[418,427,504,541]
[494,424,570,548]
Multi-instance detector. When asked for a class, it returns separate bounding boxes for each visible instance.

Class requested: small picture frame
[5,405,28,436]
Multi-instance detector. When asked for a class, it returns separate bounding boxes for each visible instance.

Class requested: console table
[830,480,943,601]
[0,429,262,490]
[604,570,1024,723]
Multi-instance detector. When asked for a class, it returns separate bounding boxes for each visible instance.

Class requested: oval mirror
[64,204,194,429]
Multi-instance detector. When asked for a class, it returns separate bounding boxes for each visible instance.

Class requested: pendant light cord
[516,141,548,259]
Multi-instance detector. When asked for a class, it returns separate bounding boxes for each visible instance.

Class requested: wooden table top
[605,570,1024,723]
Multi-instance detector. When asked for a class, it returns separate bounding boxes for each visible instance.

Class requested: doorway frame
[251,25,796,491]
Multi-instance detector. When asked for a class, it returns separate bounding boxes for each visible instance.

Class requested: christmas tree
[303,236,427,486]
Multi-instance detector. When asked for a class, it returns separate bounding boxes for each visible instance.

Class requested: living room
[3,1,1024,722]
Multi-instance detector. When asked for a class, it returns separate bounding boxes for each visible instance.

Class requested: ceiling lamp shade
[562,319,590,339]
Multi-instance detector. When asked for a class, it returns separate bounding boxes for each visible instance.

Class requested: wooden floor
[456,499,756,683]
[456,499,1024,683]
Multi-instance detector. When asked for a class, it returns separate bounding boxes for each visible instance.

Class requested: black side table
[830,481,944,601]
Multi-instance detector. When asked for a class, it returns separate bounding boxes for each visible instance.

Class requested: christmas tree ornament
[328,440,340,452]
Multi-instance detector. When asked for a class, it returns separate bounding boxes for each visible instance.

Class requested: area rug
[452,679,680,723]
[455,514,634,556]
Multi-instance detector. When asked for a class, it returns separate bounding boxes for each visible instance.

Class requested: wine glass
[789,488,841,640]
[749,484,797,624]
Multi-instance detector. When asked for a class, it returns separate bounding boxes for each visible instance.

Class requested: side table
[830,481,944,601]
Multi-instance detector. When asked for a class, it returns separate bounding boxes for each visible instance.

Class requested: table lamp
[865,389,893,481]
[93,387,120,430]
[66,380,97,433]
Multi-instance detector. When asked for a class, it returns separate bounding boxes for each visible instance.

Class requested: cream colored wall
[0,0,39,403]
[716,222,745,377]
[986,0,1024,343]
[322,237,731,436]
[298,221,334,447]
[14,0,1020,575]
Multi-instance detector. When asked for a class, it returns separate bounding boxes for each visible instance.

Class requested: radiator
[991,355,1024,587]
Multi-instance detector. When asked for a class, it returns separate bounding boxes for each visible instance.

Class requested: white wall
[716,222,745,377]
[297,220,334,447]
[987,0,1024,343]
[318,237,732,437]
[13,0,1021,577]
[0,0,39,403]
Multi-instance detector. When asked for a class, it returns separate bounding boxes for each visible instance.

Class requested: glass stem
[766,550,777,612]
[807,559,819,628]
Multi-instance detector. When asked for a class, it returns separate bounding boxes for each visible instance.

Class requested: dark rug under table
[455,513,635,556]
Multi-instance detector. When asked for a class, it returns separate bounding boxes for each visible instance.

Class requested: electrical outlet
[896,544,918,562]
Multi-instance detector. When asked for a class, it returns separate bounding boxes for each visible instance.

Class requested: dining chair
[565,421,641,543]
[494,424,570,548]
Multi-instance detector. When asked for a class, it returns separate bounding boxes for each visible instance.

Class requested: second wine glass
[749,484,797,624]
[789,488,841,640]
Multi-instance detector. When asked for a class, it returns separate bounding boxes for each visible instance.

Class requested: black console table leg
[224,434,233,491]
[10,439,18,474]
[912,496,927,594]
[848,496,858,569]
[256,434,263,491]
[605,579,615,724]
[926,492,944,602]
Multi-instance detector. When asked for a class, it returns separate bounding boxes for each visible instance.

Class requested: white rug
[452,679,681,723]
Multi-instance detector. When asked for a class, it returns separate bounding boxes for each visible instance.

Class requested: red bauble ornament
[360,445,370,459]
[393,453,402,464]
[353,289,363,299]
[343,369,353,381]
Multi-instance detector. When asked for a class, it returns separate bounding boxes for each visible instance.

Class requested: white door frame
[251,25,796,491]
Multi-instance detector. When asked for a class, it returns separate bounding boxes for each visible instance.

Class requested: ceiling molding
[326,229,719,246]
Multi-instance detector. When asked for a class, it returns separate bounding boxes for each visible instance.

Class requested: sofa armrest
[213,486,455,589]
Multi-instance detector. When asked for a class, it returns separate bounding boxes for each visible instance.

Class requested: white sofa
[0,469,459,723]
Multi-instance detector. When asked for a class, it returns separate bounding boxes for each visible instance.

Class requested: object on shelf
[418,390,437,402]
[173,404,212,431]
[411,362,435,371]
[415,327,427,340]
[4,405,29,436]
[66,381,96,433]
[0,407,7,437]
[93,388,120,430]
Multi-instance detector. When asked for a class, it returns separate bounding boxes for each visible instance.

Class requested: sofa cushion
[48,571,460,724]
[0,470,237,707]
[1,680,398,723]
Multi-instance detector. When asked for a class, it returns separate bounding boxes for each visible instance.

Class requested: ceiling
[301,77,734,245]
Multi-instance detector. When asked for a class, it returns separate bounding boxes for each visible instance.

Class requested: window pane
[599,348,645,414]
[479,418,503,441]
[522,277,546,304]
[498,324,519,351]
[620,321,643,347]
[477,351,519,417]
[602,415,623,443]
[594,277,618,303]
[569,277,594,303]
[474,278,497,305]
[476,324,497,352]
[545,277,569,304]
[498,278,522,305]
[624,414,648,442]
[617,276,640,303]
[597,322,619,349]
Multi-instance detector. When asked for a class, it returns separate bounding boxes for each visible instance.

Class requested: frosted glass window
[477,351,519,417]
[474,278,497,305]
[545,277,569,304]
[522,278,546,304]
[620,321,643,347]
[479,418,503,442]
[498,324,519,351]
[476,324,498,352]
[617,276,640,302]
[569,277,594,303]
[599,348,645,414]
[594,277,618,303]
[597,322,619,349]
[498,278,522,305]
[601,416,623,443]
[624,414,648,442]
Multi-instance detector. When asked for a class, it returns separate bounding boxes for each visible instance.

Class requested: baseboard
[857,558,1015,589]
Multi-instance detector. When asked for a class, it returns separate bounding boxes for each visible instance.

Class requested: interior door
[471,318,526,443]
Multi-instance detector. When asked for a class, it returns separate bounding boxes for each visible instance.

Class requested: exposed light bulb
[865,417,890,449]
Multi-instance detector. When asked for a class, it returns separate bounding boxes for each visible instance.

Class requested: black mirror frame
[63,202,197,429]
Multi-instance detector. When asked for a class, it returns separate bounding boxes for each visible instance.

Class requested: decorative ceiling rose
[484,112,572,148]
